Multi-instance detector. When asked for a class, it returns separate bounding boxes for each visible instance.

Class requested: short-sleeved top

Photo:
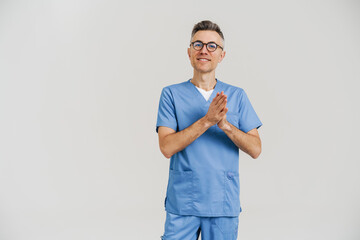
[156,78,262,217]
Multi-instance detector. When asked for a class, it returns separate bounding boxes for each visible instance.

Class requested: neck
[191,71,217,91]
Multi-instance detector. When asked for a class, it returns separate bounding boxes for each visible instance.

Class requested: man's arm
[219,118,261,159]
[158,117,211,159]
[158,91,227,159]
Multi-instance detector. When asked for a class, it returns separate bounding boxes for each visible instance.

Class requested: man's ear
[219,50,226,63]
[187,48,191,58]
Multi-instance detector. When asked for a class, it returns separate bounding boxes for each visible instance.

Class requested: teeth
[199,59,209,61]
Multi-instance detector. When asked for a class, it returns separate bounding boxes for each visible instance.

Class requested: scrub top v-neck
[193,84,214,102]
[156,78,262,217]
[189,79,219,105]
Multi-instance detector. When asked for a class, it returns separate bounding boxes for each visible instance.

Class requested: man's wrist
[218,119,231,131]
[202,115,214,129]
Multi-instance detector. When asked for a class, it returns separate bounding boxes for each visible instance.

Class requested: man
[156,20,263,240]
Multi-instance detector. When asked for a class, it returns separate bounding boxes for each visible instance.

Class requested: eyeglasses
[190,40,224,52]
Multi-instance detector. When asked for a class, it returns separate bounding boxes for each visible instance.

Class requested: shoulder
[163,80,189,91]
[160,80,190,97]
[219,79,245,95]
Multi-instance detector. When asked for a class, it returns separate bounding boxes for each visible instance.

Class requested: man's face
[187,30,226,74]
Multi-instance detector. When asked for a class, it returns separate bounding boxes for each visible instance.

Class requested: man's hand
[217,108,230,130]
[205,91,228,126]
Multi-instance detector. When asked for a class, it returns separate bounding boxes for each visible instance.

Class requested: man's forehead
[191,30,223,42]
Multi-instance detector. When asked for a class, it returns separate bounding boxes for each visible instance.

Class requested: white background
[0,0,359,239]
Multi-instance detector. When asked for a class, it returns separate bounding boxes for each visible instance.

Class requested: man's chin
[194,67,213,74]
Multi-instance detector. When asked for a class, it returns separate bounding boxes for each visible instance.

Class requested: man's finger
[215,93,227,106]
[216,96,227,110]
[212,92,221,104]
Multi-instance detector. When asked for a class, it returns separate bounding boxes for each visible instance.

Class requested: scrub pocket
[166,169,193,213]
[224,171,240,214]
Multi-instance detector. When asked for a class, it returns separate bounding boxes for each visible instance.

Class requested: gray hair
[190,20,225,47]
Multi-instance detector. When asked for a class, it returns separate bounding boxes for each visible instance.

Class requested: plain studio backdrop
[0,0,359,239]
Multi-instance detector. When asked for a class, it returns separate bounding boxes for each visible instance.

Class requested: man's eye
[208,44,216,49]
[194,42,202,47]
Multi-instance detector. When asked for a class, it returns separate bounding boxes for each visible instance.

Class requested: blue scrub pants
[161,212,239,240]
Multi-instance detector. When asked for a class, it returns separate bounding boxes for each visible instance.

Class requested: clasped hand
[205,91,229,130]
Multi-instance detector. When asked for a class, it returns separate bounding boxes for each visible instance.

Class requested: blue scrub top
[156,78,262,217]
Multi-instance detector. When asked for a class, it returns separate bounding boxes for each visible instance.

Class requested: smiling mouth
[197,58,210,61]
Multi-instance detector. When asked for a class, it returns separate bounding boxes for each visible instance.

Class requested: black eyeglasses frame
[190,40,224,52]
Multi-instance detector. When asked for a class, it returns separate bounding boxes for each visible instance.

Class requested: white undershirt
[194,85,214,101]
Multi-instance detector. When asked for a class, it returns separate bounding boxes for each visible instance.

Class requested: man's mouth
[197,58,210,62]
